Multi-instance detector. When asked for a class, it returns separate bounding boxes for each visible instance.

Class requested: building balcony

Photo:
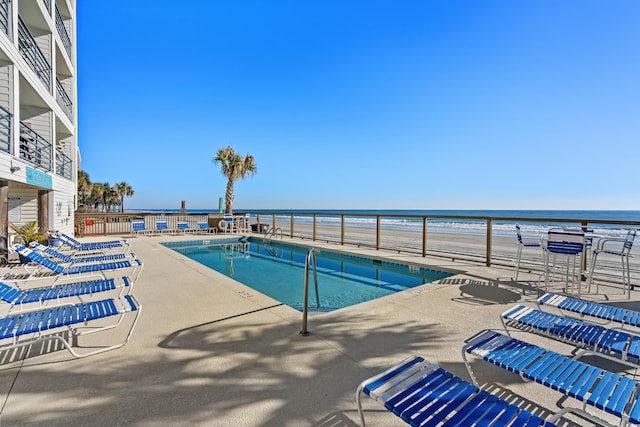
[56,78,72,119]
[0,104,11,154]
[0,0,9,36]
[55,149,71,179]
[20,121,52,172]
[18,16,51,90]
[41,0,51,15]
[55,5,72,59]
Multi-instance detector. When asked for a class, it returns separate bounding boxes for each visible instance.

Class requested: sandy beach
[257,219,639,283]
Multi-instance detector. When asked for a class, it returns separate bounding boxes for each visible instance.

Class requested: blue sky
[77,1,640,211]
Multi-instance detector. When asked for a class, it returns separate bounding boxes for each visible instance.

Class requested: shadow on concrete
[0,309,447,426]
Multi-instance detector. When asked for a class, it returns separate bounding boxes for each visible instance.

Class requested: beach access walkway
[0,233,639,426]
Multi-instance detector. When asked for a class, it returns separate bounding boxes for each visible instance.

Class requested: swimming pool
[163,238,454,312]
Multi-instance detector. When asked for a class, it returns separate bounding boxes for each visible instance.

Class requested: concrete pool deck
[1,233,639,426]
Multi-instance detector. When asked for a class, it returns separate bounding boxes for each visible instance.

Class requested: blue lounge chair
[53,231,129,253]
[31,242,134,264]
[463,329,640,426]
[0,294,141,358]
[155,220,175,234]
[131,220,152,236]
[177,222,196,234]
[537,292,640,328]
[197,222,215,234]
[0,276,132,311]
[12,245,143,282]
[501,304,640,369]
[357,355,557,427]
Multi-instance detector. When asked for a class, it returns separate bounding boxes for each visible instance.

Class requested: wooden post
[38,190,49,235]
[485,219,492,267]
[422,217,428,257]
[313,214,316,241]
[0,181,7,260]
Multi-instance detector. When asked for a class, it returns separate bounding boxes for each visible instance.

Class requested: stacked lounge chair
[0,232,143,360]
[10,245,143,282]
[31,242,134,264]
[52,231,130,253]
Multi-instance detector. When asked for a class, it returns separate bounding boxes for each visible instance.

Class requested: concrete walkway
[0,233,639,426]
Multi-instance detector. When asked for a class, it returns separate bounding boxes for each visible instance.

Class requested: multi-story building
[0,0,77,260]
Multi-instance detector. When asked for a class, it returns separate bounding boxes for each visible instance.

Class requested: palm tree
[115,182,135,213]
[213,145,257,214]
[77,170,92,210]
[89,183,106,211]
[105,186,119,212]
[89,182,112,212]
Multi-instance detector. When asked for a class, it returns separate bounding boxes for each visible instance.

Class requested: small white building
[0,0,77,259]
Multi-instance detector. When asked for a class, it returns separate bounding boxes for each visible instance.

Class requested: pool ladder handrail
[264,227,283,245]
[300,247,319,336]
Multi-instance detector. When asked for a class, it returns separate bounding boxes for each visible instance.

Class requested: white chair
[588,229,636,298]
[540,228,586,296]
[218,214,236,233]
[243,213,251,232]
[513,224,542,280]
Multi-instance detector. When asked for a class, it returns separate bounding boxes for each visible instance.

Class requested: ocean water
[127,209,640,239]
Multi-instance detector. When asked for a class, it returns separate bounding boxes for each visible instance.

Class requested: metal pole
[300,248,313,336]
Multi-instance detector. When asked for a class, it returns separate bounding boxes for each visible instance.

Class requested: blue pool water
[163,238,453,312]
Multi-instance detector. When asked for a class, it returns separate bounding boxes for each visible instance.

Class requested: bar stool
[541,228,586,296]
[513,224,542,280]
[588,229,636,298]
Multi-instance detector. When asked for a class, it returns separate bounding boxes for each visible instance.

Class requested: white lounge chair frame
[0,294,141,359]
